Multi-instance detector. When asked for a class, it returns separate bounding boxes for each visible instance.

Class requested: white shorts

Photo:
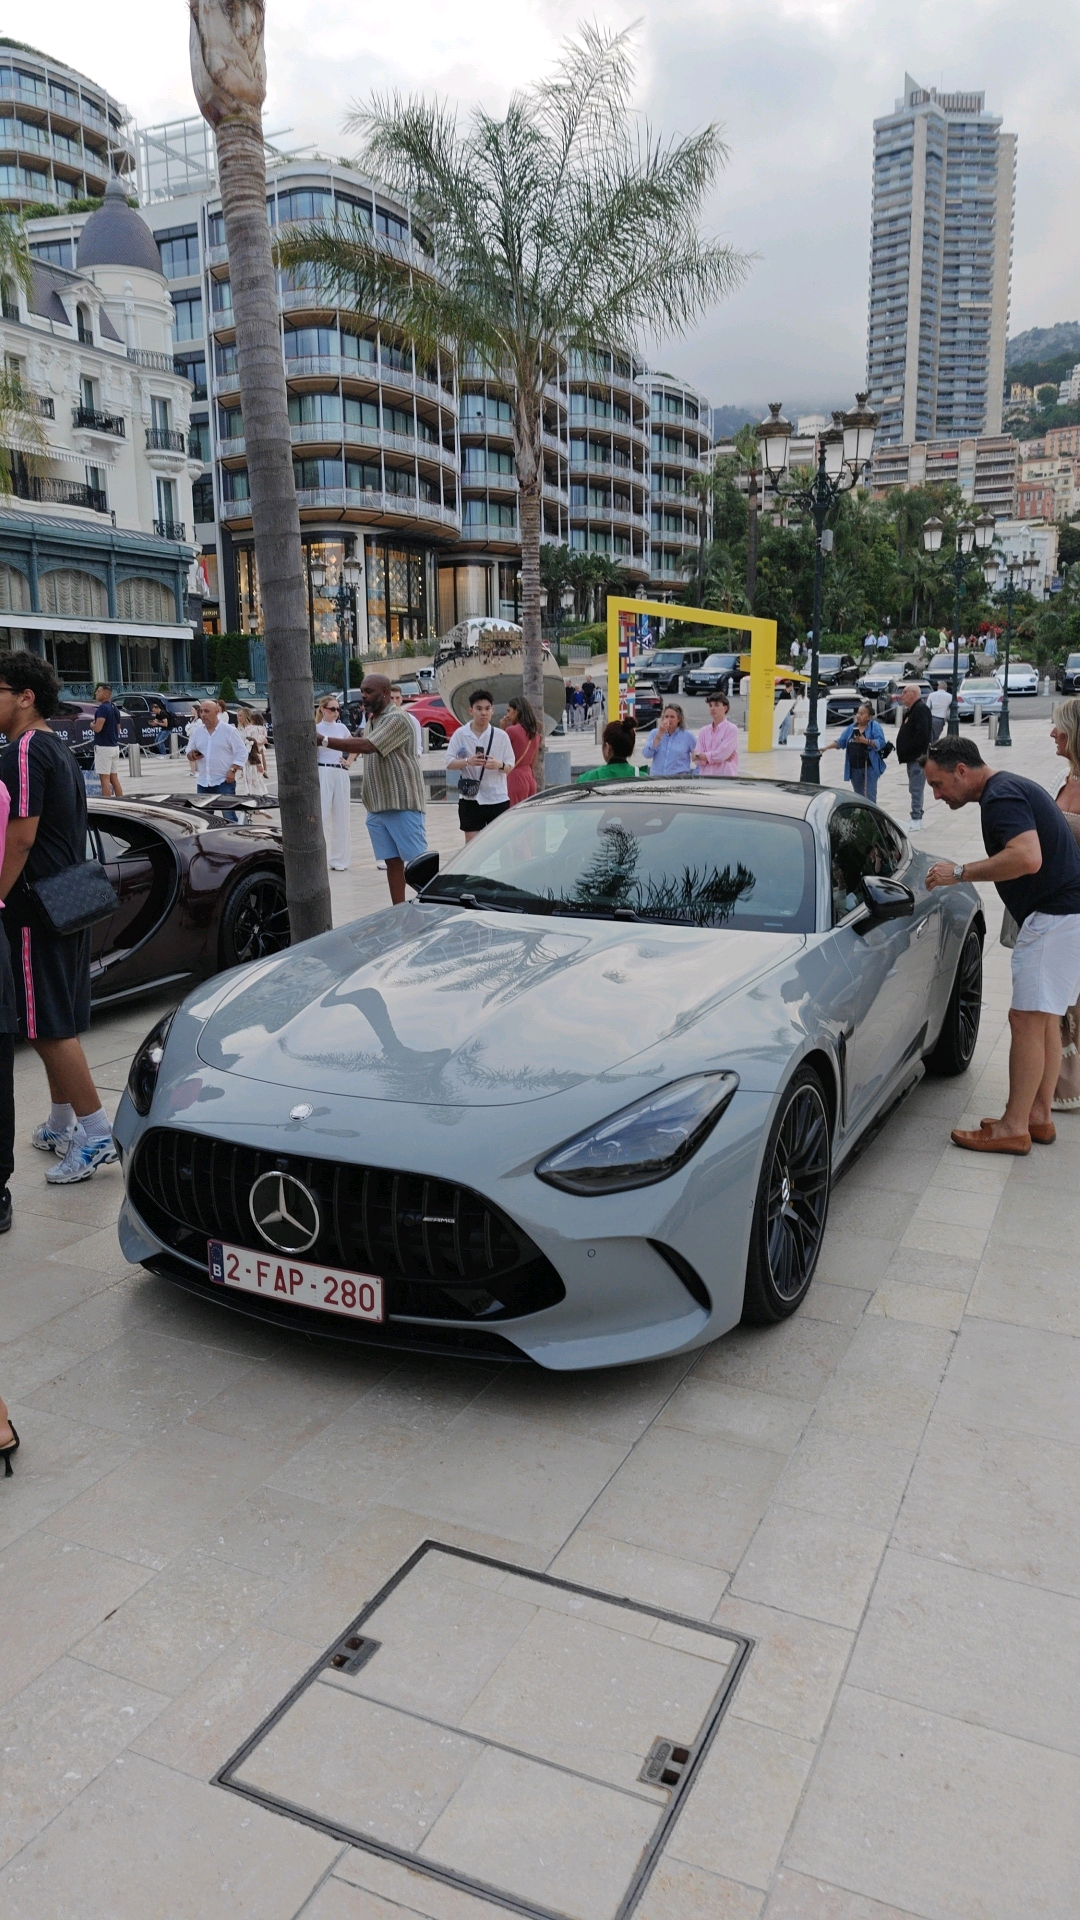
[94,746,121,776]
[1011,911,1080,1015]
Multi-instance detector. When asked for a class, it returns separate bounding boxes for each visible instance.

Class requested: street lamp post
[756,393,878,784]
[982,548,1039,748]
[922,511,995,736]
[309,555,362,704]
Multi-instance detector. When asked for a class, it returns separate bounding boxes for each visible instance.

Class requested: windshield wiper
[431,884,641,922]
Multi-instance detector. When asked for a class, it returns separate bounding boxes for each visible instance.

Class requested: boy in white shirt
[446,690,515,842]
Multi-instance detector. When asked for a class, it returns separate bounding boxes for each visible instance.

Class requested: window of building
[188,418,211,462]
[206,209,226,248]
[39,568,107,617]
[340,328,377,362]
[383,405,412,437]
[174,350,206,398]
[192,474,215,522]
[294,456,344,490]
[343,396,379,429]
[76,304,92,344]
[380,338,411,372]
[346,461,380,491]
[384,465,416,497]
[29,238,74,268]
[171,291,203,341]
[156,477,178,530]
[156,227,200,278]
[273,187,334,224]
[116,576,173,622]
[224,469,250,501]
[210,277,233,315]
[284,324,335,359]
[289,391,342,426]
[214,341,238,376]
[375,205,409,242]
[151,395,171,432]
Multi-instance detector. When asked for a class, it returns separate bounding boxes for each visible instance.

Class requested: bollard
[545,747,572,788]
[127,741,141,777]
[169,729,179,758]
[987,714,999,744]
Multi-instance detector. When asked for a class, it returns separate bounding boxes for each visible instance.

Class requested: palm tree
[539,542,573,636]
[188,0,330,942]
[0,211,34,307]
[684,463,715,604]
[278,24,748,779]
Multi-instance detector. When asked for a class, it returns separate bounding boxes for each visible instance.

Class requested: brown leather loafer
[952,1126,1031,1154]
[980,1117,1056,1145]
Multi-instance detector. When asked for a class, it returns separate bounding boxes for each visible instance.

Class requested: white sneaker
[376,860,387,871]
[908,818,924,832]
[45,1131,117,1184]
[31,1119,76,1155]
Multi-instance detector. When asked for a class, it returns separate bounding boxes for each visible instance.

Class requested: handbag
[28,860,118,937]
[456,726,493,800]
[847,734,870,770]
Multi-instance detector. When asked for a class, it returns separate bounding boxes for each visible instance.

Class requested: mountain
[1005,323,1080,370]
[711,406,760,440]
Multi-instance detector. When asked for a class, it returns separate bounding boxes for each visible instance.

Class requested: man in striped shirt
[316,673,427,904]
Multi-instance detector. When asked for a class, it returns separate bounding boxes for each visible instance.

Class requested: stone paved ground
[1,717,1077,1919]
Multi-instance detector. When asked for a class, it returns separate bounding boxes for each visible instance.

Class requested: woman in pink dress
[691,691,739,777]
[505,696,541,805]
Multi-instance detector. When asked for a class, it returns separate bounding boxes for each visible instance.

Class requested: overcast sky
[27,0,1080,414]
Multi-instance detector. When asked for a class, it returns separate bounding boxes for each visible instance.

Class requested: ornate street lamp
[922,510,995,736]
[985,548,1040,747]
[309,553,362,704]
[756,394,879,783]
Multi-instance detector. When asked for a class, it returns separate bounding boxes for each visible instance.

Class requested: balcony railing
[282,354,453,409]
[13,474,107,513]
[35,395,55,419]
[128,348,175,372]
[154,518,186,540]
[146,426,187,453]
[73,405,125,436]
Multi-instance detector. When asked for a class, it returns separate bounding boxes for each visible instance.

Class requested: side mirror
[857,876,915,929]
[404,850,440,892]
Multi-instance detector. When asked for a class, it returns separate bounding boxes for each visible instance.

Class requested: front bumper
[113,1081,771,1371]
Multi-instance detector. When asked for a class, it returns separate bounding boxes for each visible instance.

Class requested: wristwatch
[952,863,965,881]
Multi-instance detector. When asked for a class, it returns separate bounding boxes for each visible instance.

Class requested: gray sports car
[112,780,984,1370]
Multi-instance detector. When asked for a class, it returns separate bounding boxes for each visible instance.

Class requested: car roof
[535,776,821,820]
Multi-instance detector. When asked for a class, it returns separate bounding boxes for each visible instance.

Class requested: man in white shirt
[446,690,515,842]
[186,698,246,820]
[928,684,953,740]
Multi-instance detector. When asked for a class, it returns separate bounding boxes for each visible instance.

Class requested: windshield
[962,680,998,692]
[702,654,738,668]
[423,798,817,932]
[645,653,682,667]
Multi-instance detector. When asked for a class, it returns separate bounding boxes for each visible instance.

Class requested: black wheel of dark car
[220,867,290,968]
[742,1067,831,1325]
[924,924,982,1077]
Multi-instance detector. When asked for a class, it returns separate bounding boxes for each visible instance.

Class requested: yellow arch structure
[605,598,782,753]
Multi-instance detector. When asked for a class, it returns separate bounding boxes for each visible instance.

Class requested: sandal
[0,1422,19,1478]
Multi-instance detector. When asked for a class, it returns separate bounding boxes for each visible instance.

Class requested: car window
[829,803,902,925]
[426,800,818,932]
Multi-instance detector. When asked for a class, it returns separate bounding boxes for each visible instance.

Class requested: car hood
[194,902,804,1107]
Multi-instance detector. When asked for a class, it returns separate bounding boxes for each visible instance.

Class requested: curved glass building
[0,40,134,216]
[645,372,712,594]
[569,350,651,581]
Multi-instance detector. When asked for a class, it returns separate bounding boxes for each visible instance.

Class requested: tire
[219,866,290,969]
[924,923,983,1077]
[742,1066,832,1325]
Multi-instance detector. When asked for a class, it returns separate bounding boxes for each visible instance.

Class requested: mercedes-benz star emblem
[249,1171,320,1254]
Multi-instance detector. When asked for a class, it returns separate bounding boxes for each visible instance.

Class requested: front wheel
[742,1067,832,1325]
[219,866,290,969]
[924,924,982,1076]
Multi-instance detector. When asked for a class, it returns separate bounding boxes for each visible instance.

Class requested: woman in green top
[575,718,640,784]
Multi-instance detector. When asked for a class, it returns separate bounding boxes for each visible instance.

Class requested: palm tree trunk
[189,2,330,944]
[515,390,545,786]
[746,469,759,612]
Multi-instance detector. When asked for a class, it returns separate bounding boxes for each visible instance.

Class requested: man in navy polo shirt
[92,682,123,797]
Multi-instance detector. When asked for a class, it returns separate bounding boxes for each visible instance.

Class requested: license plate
[208,1240,384,1322]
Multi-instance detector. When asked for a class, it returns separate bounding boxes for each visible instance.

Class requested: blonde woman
[1050,697,1080,1111]
[315,694,356,869]
[235,705,270,798]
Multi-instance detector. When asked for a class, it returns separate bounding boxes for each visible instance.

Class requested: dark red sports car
[86,794,289,1008]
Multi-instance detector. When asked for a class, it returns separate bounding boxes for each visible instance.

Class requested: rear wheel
[742,1067,831,1325]
[220,867,290,968]
[924,924,983,1077]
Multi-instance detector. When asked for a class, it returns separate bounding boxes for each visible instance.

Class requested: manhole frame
[214,1538,752,1920]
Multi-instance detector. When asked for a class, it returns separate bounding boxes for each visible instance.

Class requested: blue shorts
[365,809,428,864]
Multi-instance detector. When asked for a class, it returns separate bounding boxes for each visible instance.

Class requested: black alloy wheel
[742,1067,831,1324]
[924,924,983,1077]
[220,867,291,968]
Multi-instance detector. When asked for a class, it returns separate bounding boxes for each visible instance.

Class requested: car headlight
[535,1072,740,1195]
[127,1011,175,1117]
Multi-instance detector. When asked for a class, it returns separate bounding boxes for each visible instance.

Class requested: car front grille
[129,1127,564,1324]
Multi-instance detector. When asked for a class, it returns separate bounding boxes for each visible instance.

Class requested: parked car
[956,677,1004,720]
[926,653,975,688]
[1055,653,1080,694]
[880,680,932,723]
[825,686,893,725]
[402,693,454,748]
[637,648,710,692]
[631,681,663,728]
[115,779,984,1367]
[121,694,197,749]
[857,663,901,698]
[85,795,288,1008]
[1,699,144,769]
[994,662,1039,697]
[393,678,423,701]
[683,653,742,697]
[815,654,859,687]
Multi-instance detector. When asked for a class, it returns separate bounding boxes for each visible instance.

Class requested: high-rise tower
[867,76,1015,447]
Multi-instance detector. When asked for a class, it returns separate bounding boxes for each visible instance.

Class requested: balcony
[128,348,175,372]
[146,426,187,453]
[13,474,107,513]
[73,405,125,436]
[154,519,186,541]
[281,354,452,410]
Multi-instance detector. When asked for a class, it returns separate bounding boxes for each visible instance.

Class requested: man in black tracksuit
[894,682,934,831]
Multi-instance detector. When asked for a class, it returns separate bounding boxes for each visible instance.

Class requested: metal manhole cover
[216,1540,750,1920]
